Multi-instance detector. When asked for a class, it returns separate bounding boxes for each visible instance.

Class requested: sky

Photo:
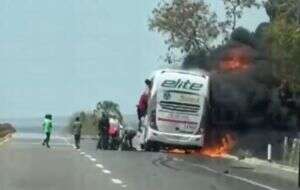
[0,0,269,119]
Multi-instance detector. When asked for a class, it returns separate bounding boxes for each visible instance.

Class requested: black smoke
[183,26,299,132]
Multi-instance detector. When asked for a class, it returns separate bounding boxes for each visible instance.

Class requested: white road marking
[62,136,128,188]
[193,164,280,190]
[102,169,111,174]
[85,155,92,159]
[96,164,104,168]
[226,173,280,190]
[12,142,70,146]
[111,178,123,184]
[173,158,183,162]
[192,164,218,174]
[90,158,97,162]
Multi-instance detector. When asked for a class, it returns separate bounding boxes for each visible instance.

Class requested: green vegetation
[66,101,124,135]
[149,0,220,55]
[0,123,16,138]
[222,0,260,32]
[264,0,300,89]
[95,101,123,124]
[149,0,300,88]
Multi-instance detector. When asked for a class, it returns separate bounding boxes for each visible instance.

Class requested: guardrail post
[283,136,288,163]
[267,144,272,162]
[298,141,300,188]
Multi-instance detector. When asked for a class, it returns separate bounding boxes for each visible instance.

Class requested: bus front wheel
[145,141,160,152]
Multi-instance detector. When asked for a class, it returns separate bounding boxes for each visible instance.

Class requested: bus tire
[145,141,160,152]
[144,142,152,152]
[151,142,160,152]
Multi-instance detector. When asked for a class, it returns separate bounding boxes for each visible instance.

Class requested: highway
[0,131,298,190]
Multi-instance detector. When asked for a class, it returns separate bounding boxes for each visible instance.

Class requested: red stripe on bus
[158,118,198,125]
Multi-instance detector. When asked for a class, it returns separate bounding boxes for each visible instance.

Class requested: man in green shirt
[42,114,53,148]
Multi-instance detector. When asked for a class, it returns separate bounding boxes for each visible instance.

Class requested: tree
[221,0,260,33]
[95,101,123,124]
[264,0,300,23]
[149,0,219,56]
[266,0,300,86]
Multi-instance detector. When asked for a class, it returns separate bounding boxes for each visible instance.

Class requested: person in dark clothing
[97,113,110,150]
[72,117,82,149]
[124,128,137,150]
[137,79,152,131]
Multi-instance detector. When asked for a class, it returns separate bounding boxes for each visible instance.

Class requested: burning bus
[140,69,211,151]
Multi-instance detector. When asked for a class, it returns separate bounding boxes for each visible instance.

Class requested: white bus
[140,69,211,151]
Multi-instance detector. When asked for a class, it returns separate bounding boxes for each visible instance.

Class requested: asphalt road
[0,132,298,190]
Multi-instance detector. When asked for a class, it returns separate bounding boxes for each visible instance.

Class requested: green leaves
[222,0,260,31]
[148,0,263,64]
[149,0,219,56]
[266,0,300,85]
[95,101,123,124]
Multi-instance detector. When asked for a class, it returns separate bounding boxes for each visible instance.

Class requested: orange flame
[200,134,236,158]
[168,149,186,154]
[220,57,249,71]
[167,134,236,157]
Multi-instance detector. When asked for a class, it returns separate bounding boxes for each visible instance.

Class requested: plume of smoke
[181,26,299,130]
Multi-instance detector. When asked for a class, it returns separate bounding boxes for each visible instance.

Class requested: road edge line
[193,163,280,190]
[225,154,298,174]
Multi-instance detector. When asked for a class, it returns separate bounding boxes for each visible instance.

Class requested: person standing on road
[97,112,110,150]
[72,117,82,149]
[137,79,152,132]
[42,114,53,148]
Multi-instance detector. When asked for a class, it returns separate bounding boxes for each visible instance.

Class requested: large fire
[199,134,236,158]
[220,57,249,71]
[167,134,236,158]
[219,46,253,72]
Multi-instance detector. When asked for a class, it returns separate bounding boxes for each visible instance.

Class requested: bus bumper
[145,127,204,149]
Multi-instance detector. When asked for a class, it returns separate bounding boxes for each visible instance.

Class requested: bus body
[141,69,210,150]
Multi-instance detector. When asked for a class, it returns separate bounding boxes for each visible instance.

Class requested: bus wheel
[151,142,160,152]
[144,142,152,152]
[145,141,160,152]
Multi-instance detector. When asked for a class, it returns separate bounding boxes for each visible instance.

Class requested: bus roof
[149,68,209,79]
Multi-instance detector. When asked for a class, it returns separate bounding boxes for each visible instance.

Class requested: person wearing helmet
[42,114,53,148]
[72,117,82,149]
[137,79,152,132]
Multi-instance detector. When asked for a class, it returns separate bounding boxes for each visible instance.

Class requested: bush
[66,112,98,135]
[0,123,16,138]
